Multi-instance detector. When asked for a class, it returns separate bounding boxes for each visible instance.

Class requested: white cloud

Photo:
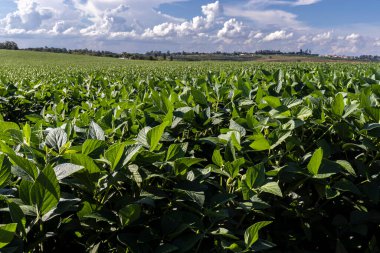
[312,31,332,42]
[142,1,221,38]
[217,18,244,40]
[291,0,321,6]
[345,33,360,43]
[263,30,293,41]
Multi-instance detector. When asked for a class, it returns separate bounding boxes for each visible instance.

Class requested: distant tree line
[0,41,19,50]
[24,46,120,58]
[255,49,316,56]
[3,42,380,62]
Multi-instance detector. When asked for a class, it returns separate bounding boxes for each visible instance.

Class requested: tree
[0,41,19,50]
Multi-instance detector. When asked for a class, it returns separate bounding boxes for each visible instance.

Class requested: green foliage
[0,59,379,252]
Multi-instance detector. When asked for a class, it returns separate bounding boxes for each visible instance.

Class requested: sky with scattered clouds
[1,0,380,55]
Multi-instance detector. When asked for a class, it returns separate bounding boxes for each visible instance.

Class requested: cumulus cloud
[345,33,360,43]
[263,30,293,41]
[217,19,244,40]
[142,1,221,38]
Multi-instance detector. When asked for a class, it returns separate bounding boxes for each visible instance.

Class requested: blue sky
[1,0,380,55]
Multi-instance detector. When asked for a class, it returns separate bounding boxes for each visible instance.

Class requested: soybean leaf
[212,149,224,167]
[307,148,323,175]
[250,138,271,151]
[336,160,356,177]
[46,128,67,151]
[30,166,60,215]
[53,163,84,180]
[260,182,283,197]
[82,139,106,156]
[244,221,272,248]
[147,121,168,151]
[105,142,127,171]
[0,155,11,188]
[0,223,17,248]
[89,121,105,141]
[332,93,344,117]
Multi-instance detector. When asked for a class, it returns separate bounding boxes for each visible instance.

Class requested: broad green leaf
[332,93,344,116]
[46,128,68,151]
[262,96,281,108]
[53,163,84,180]
[260,182,283,197]
[212,149,224,167]
[336,160,356,177]
[307,148,323,175]
[105,142,127,171]
[0,223,17,248]
[147,121,168,151]
[70,154,101,174]
[119,204,141,226]
[166,143,188,161]
[244,221,272,248]
[89,121,105,141]
[30,166,61,215]
[82,139,106,155]
[0,121,20,133]
[250,138,271,151]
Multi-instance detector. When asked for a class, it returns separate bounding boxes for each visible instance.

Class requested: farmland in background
[0,50,379,252]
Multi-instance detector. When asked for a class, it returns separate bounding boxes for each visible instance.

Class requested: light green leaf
[147,121,168,151]
[244,221,272,248]
[0,223,17,248]
[23,123,31,146]
[212,149,224,167]
[332,93,344,116]
[260,182,283,197]
[250,138,271,151]
[307,147,323,175]
[263,96,281,108]
[0,122,20,134]
[105,142,127,171]
[82,139,106,155]
[70,154,101,174]
[336,160,356,177]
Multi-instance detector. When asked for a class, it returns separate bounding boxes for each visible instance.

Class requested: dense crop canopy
[0,60,379,252]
